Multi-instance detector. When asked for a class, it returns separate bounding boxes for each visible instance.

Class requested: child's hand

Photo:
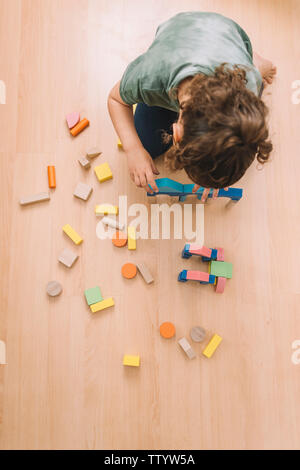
[192,185,228,202]
[126,148,160,193]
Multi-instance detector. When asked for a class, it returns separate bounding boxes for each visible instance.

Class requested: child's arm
[107,81,159,193]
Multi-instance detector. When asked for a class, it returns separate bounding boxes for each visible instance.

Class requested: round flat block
[121,263,137,279]
[190,326,206,343]
[112,230,127,247]
[160,322,176,339]
[47,281,62,297]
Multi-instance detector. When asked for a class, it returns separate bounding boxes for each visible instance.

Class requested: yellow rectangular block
[202,334,222,358]
[128,226,136,250]
[62,224,83,245]
[95,204,118,216]
[123,355,140,367]
[90,297,115,313]
[94,162,113,182]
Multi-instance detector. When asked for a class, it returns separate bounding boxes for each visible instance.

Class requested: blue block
[181,244,191,259]
[178,270,188,282]
[210,249,218,260]
[209,274,216,284]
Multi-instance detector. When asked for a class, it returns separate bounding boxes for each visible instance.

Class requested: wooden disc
[190,326,206,343]
[160,322,176,339]
[112,230,127,247]
[47,281,62,297]
[121,263,137,279]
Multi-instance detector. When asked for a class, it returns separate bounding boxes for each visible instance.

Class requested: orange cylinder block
[47,165,56,188]
[70,118,89,137]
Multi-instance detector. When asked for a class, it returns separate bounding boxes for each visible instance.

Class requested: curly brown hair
[163,64,272,188]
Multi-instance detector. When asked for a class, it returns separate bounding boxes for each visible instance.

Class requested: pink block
[217,247,225,261]
[186,270,210,282]
[66,111,80,129]
[188,244,212,258]
[215,276,226,293]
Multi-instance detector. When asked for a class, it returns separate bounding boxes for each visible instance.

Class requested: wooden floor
[1,0,300,450]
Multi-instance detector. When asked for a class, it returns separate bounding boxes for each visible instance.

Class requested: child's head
[164,64,272,188]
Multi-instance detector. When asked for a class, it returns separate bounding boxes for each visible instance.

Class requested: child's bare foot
[253,51,277,86]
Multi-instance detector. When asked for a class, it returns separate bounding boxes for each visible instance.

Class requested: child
[108,11,276,200]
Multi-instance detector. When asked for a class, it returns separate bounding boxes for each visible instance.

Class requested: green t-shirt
[119,12,262,112]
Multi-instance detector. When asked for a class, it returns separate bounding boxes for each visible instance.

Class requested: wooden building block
[19,192,50,206]
[121,263,137,279]
[62,224,83,245]
[46,280,62,297]
[186,271,210,282]
[70,118,89,137]
[78,156,91,169]
[90,297,114,313]
[0,340,6,365]
[84,286,103,306]
[101,216,124,230]
[58,248,78,268]
[86,147,102,159]
[128,226,136,250]
[202,334,222,358]
[95,205,118,216]
[216,247,225,261]
[112,231,127,247]
[73,182,93,201]
[66,111,80,129]
[123,355,140,367]
[210,261,233,279]
[190,326,206,343]
[178,337,196,359]
[47,166,56,188]
[188,244,212,258]
[94,162,113,182]
[136,262,154,284]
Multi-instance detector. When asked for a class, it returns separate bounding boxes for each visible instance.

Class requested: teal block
[84,286,103,306]
[210,261,233,279]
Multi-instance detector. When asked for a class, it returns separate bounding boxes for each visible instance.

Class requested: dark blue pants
[134,103,178,159]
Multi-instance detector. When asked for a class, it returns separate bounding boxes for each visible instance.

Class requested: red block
[217,247,225,261]
[188,244,212,258]
[186,271,210,282]
[215,276,226,293]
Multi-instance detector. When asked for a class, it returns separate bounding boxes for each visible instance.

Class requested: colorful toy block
[58,248,78,268]
[210,261,233,279]
[101,216,124,231]
[178,337,196,359]
[90,297,114,313]
[66,111,80,129]
[188,244,212,258]
[95,205,118,216]
[94,162,113,182]
[19,192,50,206]
[47,166,56,188]
[128,226,136,250]
[202,334,222,358]
[217,247,225,261]
[147,178,243,201]
[62,224,83,245]
[123,355,140,367]
[46,280,62,297]
[84,286,103,306]
[215,276,226,293]
[73,182,93,201]
[70,118,89,137]
[186,271,215,284]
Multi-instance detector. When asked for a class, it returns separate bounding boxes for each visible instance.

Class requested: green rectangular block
[210,261,233,279]
[84,286,103,306]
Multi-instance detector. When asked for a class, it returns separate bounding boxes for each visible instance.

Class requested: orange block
[121,263,137,279]
[112,231,127,247]
[70,118,89,137]
[47,166,56,188]
[160,322,175,339]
